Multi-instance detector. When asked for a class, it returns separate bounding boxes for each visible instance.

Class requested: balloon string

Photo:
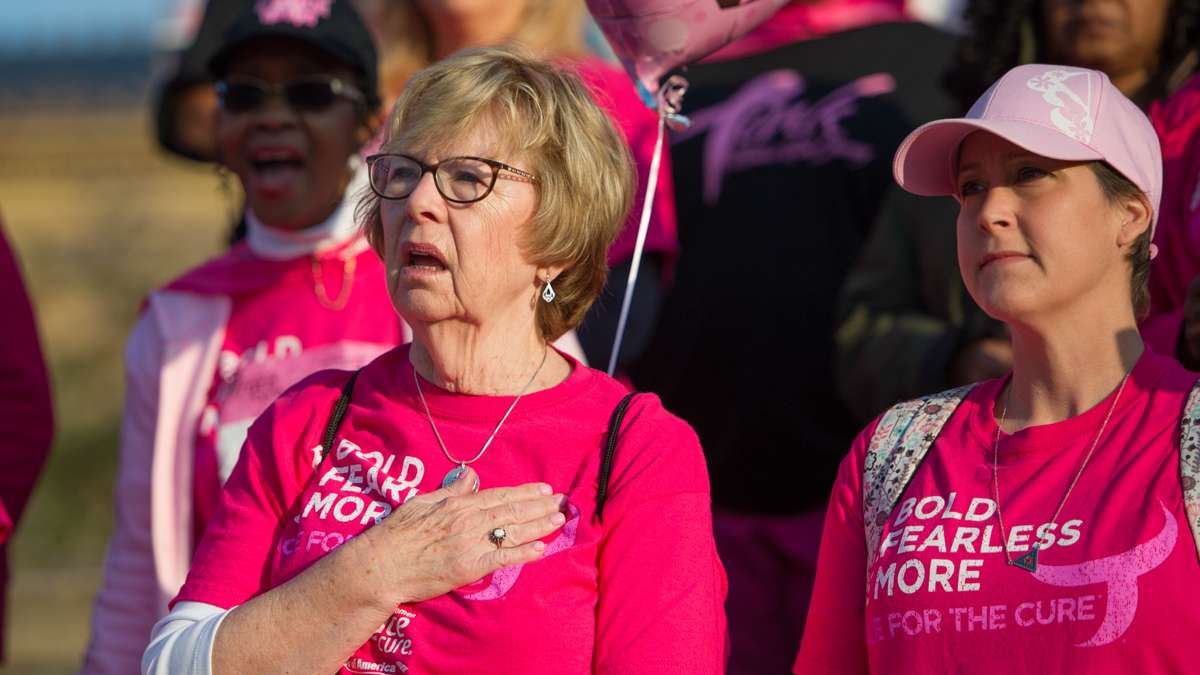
[606,106,666,376]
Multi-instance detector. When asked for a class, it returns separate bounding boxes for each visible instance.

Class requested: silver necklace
[413,347,549,491]
[991,372,1130,572]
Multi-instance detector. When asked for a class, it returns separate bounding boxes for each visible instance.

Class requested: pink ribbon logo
[463,503,581,601]
[256,0,333,28]
[1033,502,1178,646]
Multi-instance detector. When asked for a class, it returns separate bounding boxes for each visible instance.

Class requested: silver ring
[488,527,508,549]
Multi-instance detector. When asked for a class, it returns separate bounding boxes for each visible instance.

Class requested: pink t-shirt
[174,344,727,674]
[796,349,1200,674]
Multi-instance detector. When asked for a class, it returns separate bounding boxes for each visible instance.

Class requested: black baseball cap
[208,0,380,108]
[153,0,252,161]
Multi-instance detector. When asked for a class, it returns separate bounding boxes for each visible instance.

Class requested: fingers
[463,482,555,512]
[488,510,567,549]
[487,540,550,568]
[480,493,564,529]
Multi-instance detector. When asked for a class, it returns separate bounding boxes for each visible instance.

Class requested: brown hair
[1090,161,1153,319]
[357,46,635,341]
[371,1,588,105]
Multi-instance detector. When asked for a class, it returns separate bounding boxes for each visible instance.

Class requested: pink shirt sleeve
[0,221,53,663]
[175,401,304,608]
[175,372,340,608]
[593,398,727,674]
[0,222,53,531]
[793,422,877,675]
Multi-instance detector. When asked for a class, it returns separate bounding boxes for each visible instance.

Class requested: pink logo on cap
[255,0,332,28]
[1026,69,1095,144]
[893,63,1162,239]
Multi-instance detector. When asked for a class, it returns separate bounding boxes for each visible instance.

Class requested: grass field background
[0,98,229,673]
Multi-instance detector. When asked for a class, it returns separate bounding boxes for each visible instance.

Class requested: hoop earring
[541,276,556,303]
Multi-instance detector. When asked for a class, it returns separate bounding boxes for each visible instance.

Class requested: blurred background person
[628,1,962,672]
[80,3,409,672]
[0,215,54,666]
[365,0,678,372]
[1141,71,1200,364]
[835,0,1200,423]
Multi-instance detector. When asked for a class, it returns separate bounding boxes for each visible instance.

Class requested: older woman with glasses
[142,47,727,675]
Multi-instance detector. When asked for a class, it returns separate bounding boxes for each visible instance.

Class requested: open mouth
[404,244,448,272]
[247,148,305,193]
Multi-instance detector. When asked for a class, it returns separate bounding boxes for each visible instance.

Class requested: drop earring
[541,275,556,303]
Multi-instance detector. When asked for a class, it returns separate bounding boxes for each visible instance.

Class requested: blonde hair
[373,1,588,104]
[358,47,635,341]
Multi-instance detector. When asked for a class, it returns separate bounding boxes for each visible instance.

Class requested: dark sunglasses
[365,153,538,204]
[215,76,365,114]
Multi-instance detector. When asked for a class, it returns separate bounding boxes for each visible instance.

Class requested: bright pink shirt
[174,344,727,674]
[796,349,1200,674]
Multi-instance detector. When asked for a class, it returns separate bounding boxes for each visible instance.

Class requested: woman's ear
[540,261,568,283]
[1116,192,1153,249]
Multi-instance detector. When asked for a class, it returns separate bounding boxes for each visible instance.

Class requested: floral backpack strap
[863,384,976,566]
[1178,379,1200,563]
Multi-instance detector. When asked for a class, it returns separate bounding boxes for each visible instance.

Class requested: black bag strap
[318,369,361,463]
[595,392,638,524]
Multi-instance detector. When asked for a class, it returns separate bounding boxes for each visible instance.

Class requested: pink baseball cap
[893,64,1162,237]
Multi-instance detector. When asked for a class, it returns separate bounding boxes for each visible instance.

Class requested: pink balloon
[587,0,789,101]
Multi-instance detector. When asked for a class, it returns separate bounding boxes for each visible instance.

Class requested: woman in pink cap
[795,63,1200,674]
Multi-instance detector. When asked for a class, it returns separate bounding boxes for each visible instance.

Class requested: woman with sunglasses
[82,3,408,673]
[795,63,1200,674]
[142,47,727,675]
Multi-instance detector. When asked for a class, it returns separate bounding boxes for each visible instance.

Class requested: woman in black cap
[81,2,408,672]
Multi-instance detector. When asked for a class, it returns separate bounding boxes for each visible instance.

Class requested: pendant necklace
[413,346,549,491]
[992,371,1130,572]
[311,253,357,311]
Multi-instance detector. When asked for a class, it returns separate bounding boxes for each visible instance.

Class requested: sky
[0,0,189,56]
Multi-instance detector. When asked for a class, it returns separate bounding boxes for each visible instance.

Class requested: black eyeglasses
[365,153,538,204]
[215,76,365,114]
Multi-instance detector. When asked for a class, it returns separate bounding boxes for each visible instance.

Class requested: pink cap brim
[893,118,1104,196]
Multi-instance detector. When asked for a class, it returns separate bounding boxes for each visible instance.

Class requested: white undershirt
[142,601,227,675]
[245,163,367,260]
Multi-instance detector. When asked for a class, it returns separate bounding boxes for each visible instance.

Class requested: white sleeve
[141,601,231,675]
